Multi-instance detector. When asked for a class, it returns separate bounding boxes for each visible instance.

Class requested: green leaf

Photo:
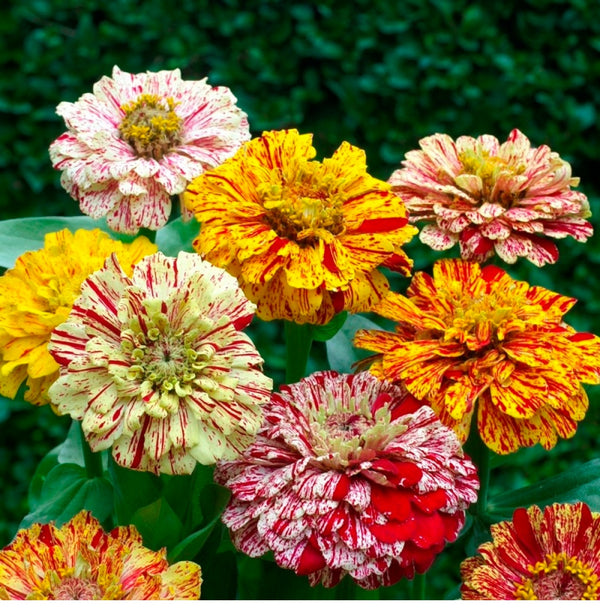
[27,446,61,510]
[130,497,183,552]
[21,463,113,528]
[198,483,230,524]
[0,216,135,269]
[487,458,600,521]
[107,456,163,525]
[325,313,383,373]
[168,508,224,563]
[56,420,85,467]
[155,216,200,257]
[167,483,231,561]
[312,311,348,342]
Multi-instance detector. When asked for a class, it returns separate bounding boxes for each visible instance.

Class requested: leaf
[168,483,230,561]
[21,463,113,528]
[130,497,183,552]
[325,313,383,373]
[27,446,61,510]
[312,311,348,342]
[168,517,223,563]
[155,216,200,257]
[56,420,85,467]
[199,483,231,523]
[0,216,135,269]
[487,458,600,521]
[107,456,163,525]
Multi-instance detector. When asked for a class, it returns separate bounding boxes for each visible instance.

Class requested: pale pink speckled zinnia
[47,251,272,475]
[389,129,592,266]
[50,66,250,234]
[215,371,479,589]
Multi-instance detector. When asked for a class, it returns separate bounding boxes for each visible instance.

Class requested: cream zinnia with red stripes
[48,251,272,475]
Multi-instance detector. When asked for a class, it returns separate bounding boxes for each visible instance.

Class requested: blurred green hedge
[2,0,600,219]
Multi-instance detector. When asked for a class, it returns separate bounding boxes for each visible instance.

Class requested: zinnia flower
[354,258,600,454]
[50,66,250,234]
[0,228,155,406]
[461,502,600,600]
[389,129,592,266]
[184,129,417,325]
[0,510,202,600]
[48,251,273,475]
[215,371,479,589]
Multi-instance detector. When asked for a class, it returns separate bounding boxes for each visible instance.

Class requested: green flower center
[119,93,182,159]
[307,392,406,469]
[514,552,599,600]
[116,298,236,418]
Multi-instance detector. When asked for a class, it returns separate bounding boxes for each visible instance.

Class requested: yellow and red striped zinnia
[355,258,600,454]
[184,129,417,325]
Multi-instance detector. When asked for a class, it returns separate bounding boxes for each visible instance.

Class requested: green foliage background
[1,0,600,598]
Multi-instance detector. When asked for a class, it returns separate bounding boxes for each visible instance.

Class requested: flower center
[307,392,405,469]
[514,552,599,600]
[118,298,221,415]
[457,148,526,207]
[53,577,103,600]
[119,93,182,159]
[260,161,345,246]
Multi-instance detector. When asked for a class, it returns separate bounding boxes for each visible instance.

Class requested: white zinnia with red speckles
[389,128,592,266]
[50,66,250,234]
[215,371,479,589]
[47,251,272,475]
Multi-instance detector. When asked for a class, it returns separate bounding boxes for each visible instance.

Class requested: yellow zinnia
[0,228,156,406]
[184,129,417,325]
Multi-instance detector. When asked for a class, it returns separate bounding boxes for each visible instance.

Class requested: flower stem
[334,574,356,600]
[411,572,427,600]
[467,431,491,517]
[78,421,104,479]
[284,321,314,384]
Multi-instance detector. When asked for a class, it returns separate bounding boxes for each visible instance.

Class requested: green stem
[284,321,314,384]
[334,574,356,600]
[411,572,427,600]
[136,227,157,244]
[467,431,491,517]
[78,421,104,479]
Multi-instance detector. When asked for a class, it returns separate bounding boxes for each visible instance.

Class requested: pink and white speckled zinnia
[50,66,250,234]
[48,251,272,475]
[215,371,479,589]
[389,129,592,266]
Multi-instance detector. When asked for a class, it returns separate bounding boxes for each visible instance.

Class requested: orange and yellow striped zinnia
[354,258,600,454]
[184,129,417,325]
